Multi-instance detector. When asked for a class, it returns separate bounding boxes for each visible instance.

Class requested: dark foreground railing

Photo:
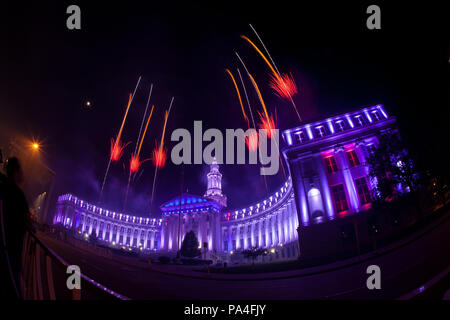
[20,231,130,300]
[1,200,129,300]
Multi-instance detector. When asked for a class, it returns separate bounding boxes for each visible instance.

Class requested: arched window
[308,188,325,221]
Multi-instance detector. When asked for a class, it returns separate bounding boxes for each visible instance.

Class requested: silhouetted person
[0,157,31,299]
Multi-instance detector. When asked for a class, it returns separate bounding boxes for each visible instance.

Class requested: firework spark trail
[124,89,155,211]
[243,28,302,122]
[133,84,153,156]
[247,72,270,120]
[237,68,257,129]
[247,25,301,120]
[150,97,175,208]
[99,76,141,201]
[241,35,279,79]
[137,105,155,158]
[236,68,259,152]
[235,53,275,193]
[244,27,290,178]
[235,52,269,119]
[225,68,249,128]
[235,52,271,118]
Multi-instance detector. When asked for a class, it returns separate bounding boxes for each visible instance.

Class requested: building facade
[54,104,401,262]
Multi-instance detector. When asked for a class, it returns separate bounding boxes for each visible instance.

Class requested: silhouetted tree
[180,230,201,258]
[367,132,418,202]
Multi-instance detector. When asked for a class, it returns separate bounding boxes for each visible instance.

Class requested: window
[315,126,326,137]
[223,241,228,251]
[335,120,346,132]
[331,184,349,213]
[247,237,251,247]
[355,177,371,205]
[232,240,236,250]
[371,110,381,121]
[346,150,360,167]
[324,156,338,173]
[354,115,365,126]
[295,130,307,143]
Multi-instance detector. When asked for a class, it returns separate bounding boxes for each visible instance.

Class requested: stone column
[277,209,283,243]
[335,145,360,212]
[314,154,335,220]
[227,225,232,251]
[235,224,241,249]
[251,223,255,247]
[271,215,276,246]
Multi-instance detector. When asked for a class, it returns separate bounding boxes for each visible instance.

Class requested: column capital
[334,144,345,153]
[355,139,366,147]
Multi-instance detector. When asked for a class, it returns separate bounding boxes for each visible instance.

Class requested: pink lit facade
[282,104,397,228]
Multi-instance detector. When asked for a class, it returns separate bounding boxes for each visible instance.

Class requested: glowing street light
[32,142,40,151]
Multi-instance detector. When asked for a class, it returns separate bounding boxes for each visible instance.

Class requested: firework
[150,97,175,206]
[152,108,170,168]
[110,138,131,162]
[242,27,302,122]
[269,72,298,99]
[241,35,278,78]
[130,103,155,175]
[99,76,141,201]
[152,145,168,168]
[124,84,155,210]
[247,72,270,120]
[225,68,249,127]
[258,111,276,138]
[245,130,259,151]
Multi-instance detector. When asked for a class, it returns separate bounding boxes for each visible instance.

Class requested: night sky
[2,1,449,217]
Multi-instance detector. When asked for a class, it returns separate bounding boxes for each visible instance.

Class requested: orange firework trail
[137,105,155,159]
[242,28,302,122]
[150,97,175,206]
[237,68,257,128]
[257,111,276,138]
[225,68,249,127]
[100,76,141,202]
[247,72,270,120]
[236,68,259,152]
[129,105,154,174]
[241,35,278,78]
[124,84,155,210]
[152,108,170,169]
[111,93,133,161]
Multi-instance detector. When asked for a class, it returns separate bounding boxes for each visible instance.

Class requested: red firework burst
[258,112,276,138]
[110,138,130,162]
[245,130,259,151]
[130,154,141,173]
[152,146,167,168]
[269,73,298,99]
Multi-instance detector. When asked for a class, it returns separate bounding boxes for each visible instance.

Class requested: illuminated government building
[53,104,401,262]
